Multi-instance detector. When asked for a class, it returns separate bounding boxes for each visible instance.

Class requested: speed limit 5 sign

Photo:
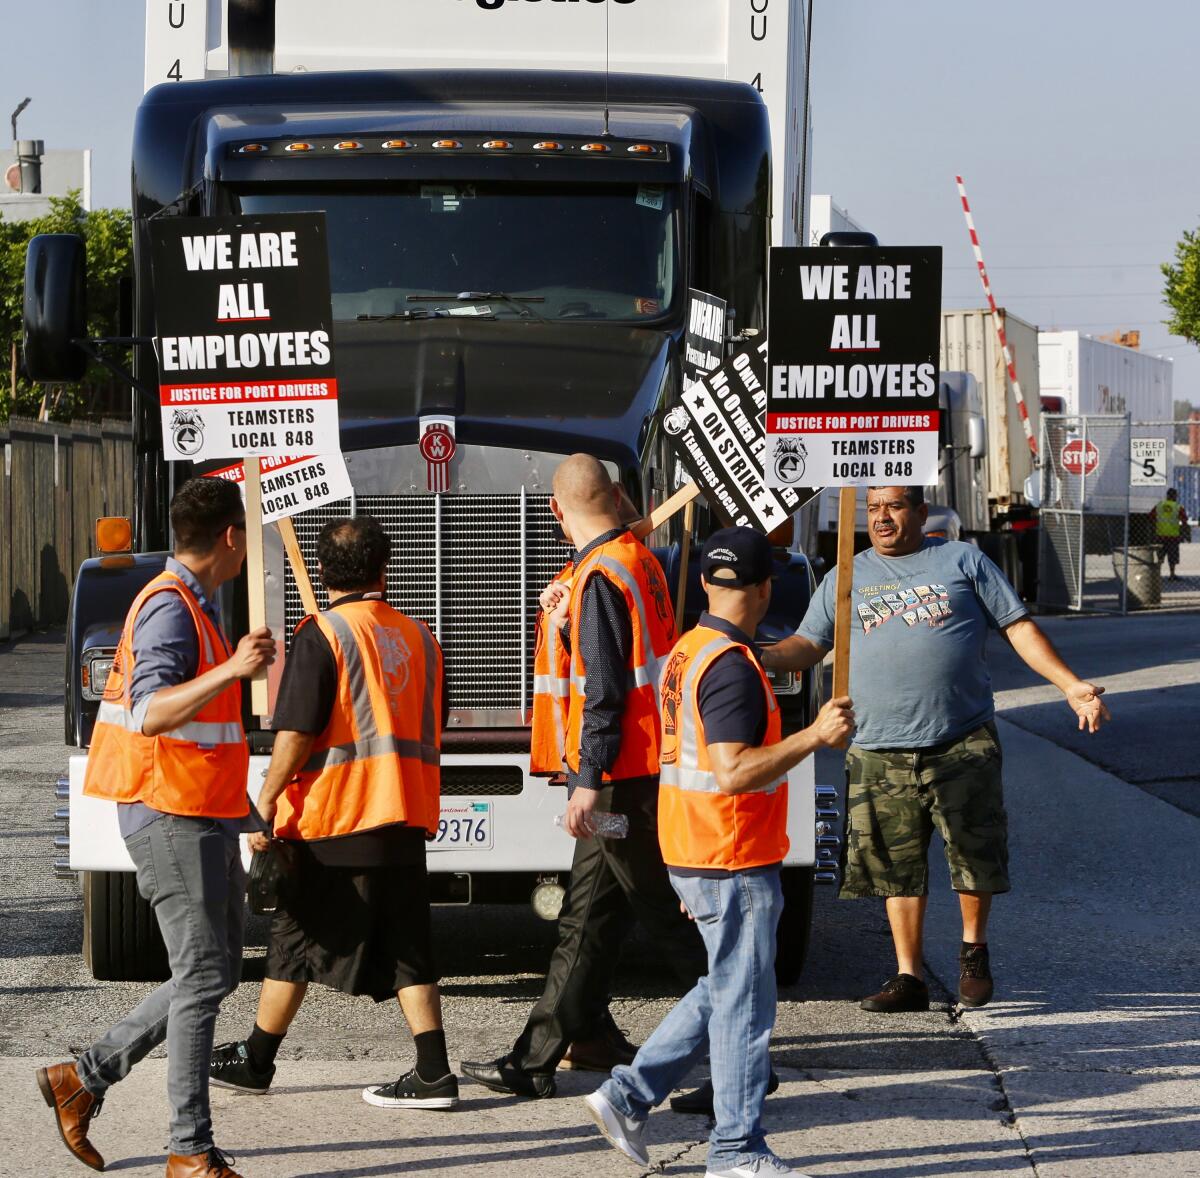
[1130,438,1167,487]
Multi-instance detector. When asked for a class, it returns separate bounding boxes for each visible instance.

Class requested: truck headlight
[81,649,117,701]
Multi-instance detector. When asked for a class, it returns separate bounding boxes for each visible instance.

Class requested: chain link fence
[1037,415,1131,613]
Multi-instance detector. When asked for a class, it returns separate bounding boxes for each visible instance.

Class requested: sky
[3,0,1198,403]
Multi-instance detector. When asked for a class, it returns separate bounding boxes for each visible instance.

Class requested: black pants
[512,779,707,1074]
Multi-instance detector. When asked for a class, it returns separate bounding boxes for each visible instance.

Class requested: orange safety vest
[274,598,443,841]
[83,571,249,818]
[657,624,789,871]
[530,562,573,777]
[565,532,676,782]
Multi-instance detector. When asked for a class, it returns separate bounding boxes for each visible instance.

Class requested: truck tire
[82,870,169,982]
[776,865,814,986]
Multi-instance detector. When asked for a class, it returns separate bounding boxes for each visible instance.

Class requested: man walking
[208,516,458,1110]
[37,477,274,1177]
[584,527,853,1178]
[765,486,1110,1013]
[1151,487,1188,579]
[462,454,705,1097]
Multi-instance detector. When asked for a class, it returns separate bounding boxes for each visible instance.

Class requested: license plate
[429,802,493,851]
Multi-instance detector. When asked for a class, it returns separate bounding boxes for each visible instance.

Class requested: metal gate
[1129,420,1200,610]
[1037,415,1131,613]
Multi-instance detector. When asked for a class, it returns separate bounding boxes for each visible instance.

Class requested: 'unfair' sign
[662,339,814,533]
[765,246,942,488]
[150,213,341,461]
[206,452,353,524]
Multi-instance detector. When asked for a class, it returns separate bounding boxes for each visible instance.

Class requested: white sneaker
[583,1089,650,1167]
[705,1154,812,1178]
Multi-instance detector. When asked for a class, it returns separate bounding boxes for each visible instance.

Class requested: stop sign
[1061,438,1099,476]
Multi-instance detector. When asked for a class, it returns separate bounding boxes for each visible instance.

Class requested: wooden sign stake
[633,481,702,541]
[276,515,320,616]
[832,485,856,703]
[674,498,695,625]
[243,457,270,716]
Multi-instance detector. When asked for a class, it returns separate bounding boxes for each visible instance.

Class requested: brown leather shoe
[859,973,930,1013]
[561,1016,638,1072]
[165,1147,243,1177]
[958,943,994,1007]
[37,1060,105,1171]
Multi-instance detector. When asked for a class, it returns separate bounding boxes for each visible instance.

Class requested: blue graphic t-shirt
[797,538,1028,749]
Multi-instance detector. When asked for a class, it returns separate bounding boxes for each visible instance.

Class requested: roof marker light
[432,139,462,150]
[284,142,314,153]
[532,141,564,152]
[382,139,414,150]
[238,143,268,154]
[627,143,658,155]
[334,140,363,151]
[482,139,513,151]
[581,142,612,154]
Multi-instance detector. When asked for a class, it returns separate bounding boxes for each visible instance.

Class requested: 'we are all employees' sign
[765,247,942,489]
[150,213,341,462]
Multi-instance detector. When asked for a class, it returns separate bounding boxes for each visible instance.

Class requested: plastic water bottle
[554,811,630,839]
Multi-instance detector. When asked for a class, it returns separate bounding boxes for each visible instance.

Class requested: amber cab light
[333,140,362,151]
[482,139,513,151]
[96,516,133,555]
[382,139,414,150]
[284,142,314,153]
[432,139,462,150]
[238,143,268,154]
[581,142,612,153]
[627,143,658,155]
[532,141,564,152]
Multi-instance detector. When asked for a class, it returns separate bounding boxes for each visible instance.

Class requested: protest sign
[765,247,942,488]
[661,339,815,533]
[683,289,726,390]
[206,452,353,523]
[150,213,340,461]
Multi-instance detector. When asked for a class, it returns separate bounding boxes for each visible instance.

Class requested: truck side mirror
[968,415,987,460]
[23,233,88,383]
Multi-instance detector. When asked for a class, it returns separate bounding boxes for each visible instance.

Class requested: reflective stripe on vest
[82,571,248,818]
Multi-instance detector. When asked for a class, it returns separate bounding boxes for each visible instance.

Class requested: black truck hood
[334,320,676,466]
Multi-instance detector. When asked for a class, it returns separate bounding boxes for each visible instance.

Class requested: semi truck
[25,0,835,983]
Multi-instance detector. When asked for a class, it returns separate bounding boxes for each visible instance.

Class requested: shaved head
[552,454,616,513]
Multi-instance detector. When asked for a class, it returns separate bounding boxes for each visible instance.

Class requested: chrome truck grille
[283,494,567,723]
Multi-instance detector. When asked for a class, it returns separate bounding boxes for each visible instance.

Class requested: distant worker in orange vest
[463,454,706,1098]
[208,516,458,1112]
[38,476,274,1178]
[530,487,646,1073]
[584,527,854,1178]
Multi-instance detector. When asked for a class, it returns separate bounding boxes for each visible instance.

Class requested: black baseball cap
[701,527,775,587]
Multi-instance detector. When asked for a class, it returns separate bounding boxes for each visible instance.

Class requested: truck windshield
[234,183,679,323]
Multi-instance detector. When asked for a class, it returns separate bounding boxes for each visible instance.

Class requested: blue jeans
[600,867,783,1171]
[75,815,245,1156]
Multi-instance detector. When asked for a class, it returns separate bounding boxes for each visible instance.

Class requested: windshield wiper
[355,308,496,322]
[407,291,548,324]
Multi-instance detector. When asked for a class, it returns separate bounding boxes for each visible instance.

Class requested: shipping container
[1039,331,1175,510]
[940,308,1041,509]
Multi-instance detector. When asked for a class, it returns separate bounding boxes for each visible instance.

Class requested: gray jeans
[76,815,245,1156]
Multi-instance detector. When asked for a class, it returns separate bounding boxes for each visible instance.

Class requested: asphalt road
[1,616,1197,1176]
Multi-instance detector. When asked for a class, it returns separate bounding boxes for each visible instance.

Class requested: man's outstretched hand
[1065,680,1110,733]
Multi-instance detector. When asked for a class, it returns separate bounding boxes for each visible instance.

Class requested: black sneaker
[958,943,994,1007]
[209,1040,274,1094]
[362,1067,460,1110]
[859,973,930,1013]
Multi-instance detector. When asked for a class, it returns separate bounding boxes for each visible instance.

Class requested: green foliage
[0,191,133,422]
[1162,226,1200,348]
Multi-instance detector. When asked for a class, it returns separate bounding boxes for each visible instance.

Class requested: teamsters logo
[772,437,807,486]
[375,625,412,693]
[170,409,205,457]
[663,406,690,437]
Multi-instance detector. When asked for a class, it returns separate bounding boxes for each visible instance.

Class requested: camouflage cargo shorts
[839,722,1010,899]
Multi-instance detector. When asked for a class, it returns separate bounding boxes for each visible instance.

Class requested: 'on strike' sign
[150,213,341,462]
[765,247,942,489]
